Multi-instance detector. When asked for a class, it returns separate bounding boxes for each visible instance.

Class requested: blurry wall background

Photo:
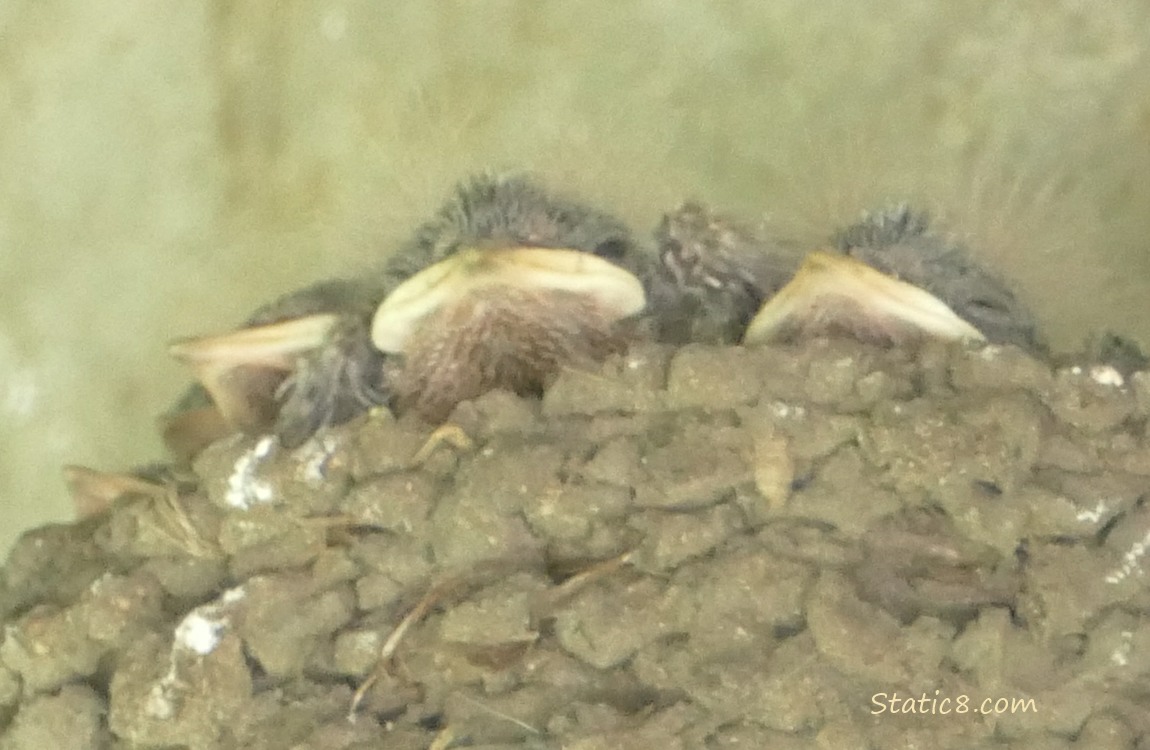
[2,0,1149,554]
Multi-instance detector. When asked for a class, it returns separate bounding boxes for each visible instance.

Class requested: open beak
[166,313,340,441]
[744,252,985,346]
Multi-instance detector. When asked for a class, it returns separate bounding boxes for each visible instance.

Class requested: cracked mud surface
[2,338,1150,749]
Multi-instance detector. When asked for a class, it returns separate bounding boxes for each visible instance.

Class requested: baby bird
[823,205,1044,353]
[654,202,1041,351]
[164,277,390,459]
[369,175,649,422]
[164,175,649,458]
[650,201,799,345]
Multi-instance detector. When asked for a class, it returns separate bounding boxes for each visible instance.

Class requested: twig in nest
[347,556,537,720]
[409,423,474,467]
[530,550,634,624]
[152,487,221,559]
[454,691,541,735]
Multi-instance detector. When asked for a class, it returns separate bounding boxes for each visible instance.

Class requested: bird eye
[595,239,629,260]
[969,297,1007,313]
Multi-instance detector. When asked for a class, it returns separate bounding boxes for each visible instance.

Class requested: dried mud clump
[3,339,1150,749]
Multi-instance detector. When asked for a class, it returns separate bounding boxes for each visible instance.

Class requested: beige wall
[2,0,1149,553]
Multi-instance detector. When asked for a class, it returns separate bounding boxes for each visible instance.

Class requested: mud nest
[2,338,1150,749]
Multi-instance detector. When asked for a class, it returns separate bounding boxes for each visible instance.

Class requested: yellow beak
[168,313,340,432]
[744,252,985,346]
[370,247,646,353]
